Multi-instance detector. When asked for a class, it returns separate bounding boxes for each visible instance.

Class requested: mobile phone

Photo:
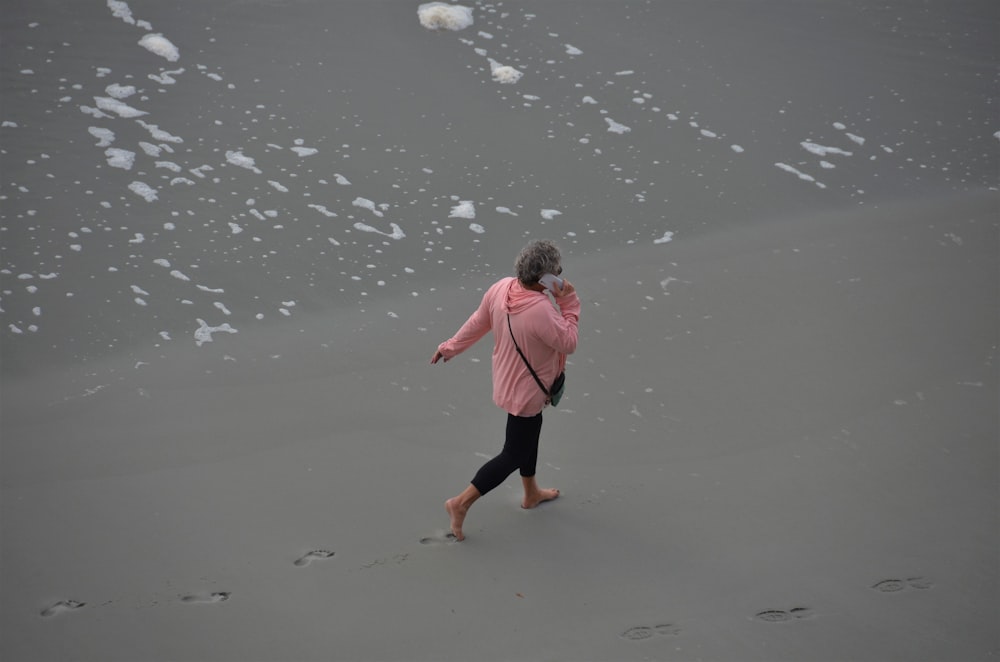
[538,273,563,291]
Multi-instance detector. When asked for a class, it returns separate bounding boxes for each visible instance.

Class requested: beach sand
[3,190,997,661]
[2,1,998,660]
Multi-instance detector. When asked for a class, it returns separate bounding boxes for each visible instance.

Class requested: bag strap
[507,313,550,397]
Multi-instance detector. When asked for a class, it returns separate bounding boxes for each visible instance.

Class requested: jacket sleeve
[437,288,494,359]
[534,292,580,355]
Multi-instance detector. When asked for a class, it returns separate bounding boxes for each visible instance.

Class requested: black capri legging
[471,412,543,496]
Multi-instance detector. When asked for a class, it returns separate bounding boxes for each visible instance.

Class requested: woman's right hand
[551,278,575,298]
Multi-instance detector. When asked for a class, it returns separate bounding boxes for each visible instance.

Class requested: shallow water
[1,0,996,377]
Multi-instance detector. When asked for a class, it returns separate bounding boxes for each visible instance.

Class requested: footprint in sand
[40,600,86,618]
[180,592,231,604]
[872,577,933,593]
[294,550,335,567]
[419,531,458,545]
[620,623,681,641]
[755,607,815,623]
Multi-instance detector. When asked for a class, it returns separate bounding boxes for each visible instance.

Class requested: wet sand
[3,189,997,661]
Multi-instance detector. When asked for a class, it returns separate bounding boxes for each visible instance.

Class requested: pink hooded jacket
[437,277,580,416]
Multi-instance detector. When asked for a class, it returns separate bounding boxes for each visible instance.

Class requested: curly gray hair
[514,239,562,285]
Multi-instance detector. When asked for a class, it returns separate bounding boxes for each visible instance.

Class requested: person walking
[430,239,580,541]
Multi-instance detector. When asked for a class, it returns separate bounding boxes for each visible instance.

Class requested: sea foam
[418,3,473,31]
[139,34,180,62]
[489,59,523,84]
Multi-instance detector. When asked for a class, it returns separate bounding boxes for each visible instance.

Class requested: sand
[2,0,998,660]
[3,190,997,661]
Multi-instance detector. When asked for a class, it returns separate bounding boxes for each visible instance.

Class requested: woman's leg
[469,412,543,494]
[447,413,558,540]
[504,413,560,508]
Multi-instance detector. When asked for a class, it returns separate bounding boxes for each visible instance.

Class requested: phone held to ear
[538,273,563,292]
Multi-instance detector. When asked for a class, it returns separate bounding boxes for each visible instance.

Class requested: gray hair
[514,239,561,285]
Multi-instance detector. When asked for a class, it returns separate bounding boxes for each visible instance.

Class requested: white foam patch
[653,231,674,244]
[128,181,157,201]
[155,160,180,172]
[105,84,136,99]
[353,222,405,240]
[170,270,190,281]
[138,141,161,156]
[469,223,485,234]
[846,133,865,146]
[80,105,111,119]
[730,144,745,153]
[775,162,826,188]
[496,206,518,216]
[290,146,318,157]
[194,318,237,346]
[139,33,180,62]
[226,150,261,174]
[488,58,523,84]
[89,127,115,147]
[801,141,852,157]
[353,197,383,217]
[540,209,562,220]
[605,118,631,134]
[105,148,135,169]
[137,121,182,143]
[267,180,289,192]
[95,96,147,118]
[309,204,337,217]
[565,44,582,55]
[107,0,134,23]
[417,3,473,31]
[149,68,184,85]
[449,200,475,219]
[334,174,351,185]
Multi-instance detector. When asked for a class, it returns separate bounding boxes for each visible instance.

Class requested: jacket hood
[504,277,548,314]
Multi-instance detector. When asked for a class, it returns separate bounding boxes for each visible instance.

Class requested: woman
[430,239,580,541]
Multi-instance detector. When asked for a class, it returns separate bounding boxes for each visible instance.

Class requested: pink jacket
[438,277,580,416]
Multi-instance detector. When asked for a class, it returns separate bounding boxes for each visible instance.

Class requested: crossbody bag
[506,314,566,407]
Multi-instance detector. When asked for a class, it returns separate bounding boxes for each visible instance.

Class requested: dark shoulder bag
[507,314,566,406]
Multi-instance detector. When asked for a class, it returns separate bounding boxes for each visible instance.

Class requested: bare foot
[522,488,560,509]
[445,497,468,541]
